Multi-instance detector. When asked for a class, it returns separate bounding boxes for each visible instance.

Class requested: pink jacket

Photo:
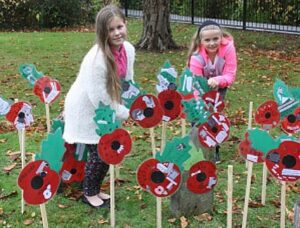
[189,37,237,88]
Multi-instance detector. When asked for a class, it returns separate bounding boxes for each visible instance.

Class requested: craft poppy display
[130,94,163,128]
[254,100,280,130]
[97,128,132,165]
[197,113,230,148]
[137,158,181,197]
[59,156,85,184]
[186,160,217,194]
[265,141,300,182]
[239,132,264,163]
[6,101,33,130]
[18,160,60,205]
[158,89,182,122]
[33,76,61,104]
[281,106,300,134]
[202,90,225,113]
[179,93,195,119]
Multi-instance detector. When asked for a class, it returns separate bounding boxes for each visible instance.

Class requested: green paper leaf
[193,76,211,96]
[35,128,65,172]
[19,64,44,86]
[183,140,204,170]
[51,119,64,133]
[182,98,210,124]
[93,103,121,136]
[121,79,143,109]
[73,143,88,161]
[248,128,280,155]
[155,135,191,171]
[178,68,194,95]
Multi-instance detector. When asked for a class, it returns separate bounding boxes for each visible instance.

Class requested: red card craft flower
[158,89,182,122]
[137,158,181,197]
[186,160,217,194]
[18,160,60,205]
[33,76,61,104]
[255,100,280,130]
[265,141,300,182]
[6,101,33,130]
[281,106,300,134]
[239,132,264,163]
[198,113,230,148]
[59,155,85,184]
[97,128,132,165]
[202,90,225,113]
[130,94,163,128]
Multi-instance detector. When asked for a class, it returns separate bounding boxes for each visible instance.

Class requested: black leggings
[82,144,109,196]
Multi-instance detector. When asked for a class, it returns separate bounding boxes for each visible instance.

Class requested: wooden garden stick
[181,118,186,136]
[45,103,51,133]
[280,181,286,228]
[115,165,120,180]
[261,162,267,205]
[110,165,115,227]
[246,101,253,169]
[40,204,49,228]
[242,161,253,228]
[150,128,156,157]
[227,165,233,228]
[19,128,26,214]
[161,121,167,152]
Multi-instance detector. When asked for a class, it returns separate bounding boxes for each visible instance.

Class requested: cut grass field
[0,19,300,227]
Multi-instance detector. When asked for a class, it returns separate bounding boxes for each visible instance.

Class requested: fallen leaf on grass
[3,163,17,173]
[0,191,17,200]
[23,219,34,225]
[194,213,213,222]
[180,216,188,228]
[58,204,70,209]
[249,200,264,208]
[98,219,108,224]
[123,224,131,228]
[271,199,281,208]
[0,138,7,143]
[140,203,147,209]
[167,218,176,223]
[0,208,3,215]
[286,207,294,222]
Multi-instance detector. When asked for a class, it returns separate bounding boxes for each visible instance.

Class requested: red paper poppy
[255,100,280,130]
[158,89,182,122]
[59,156,85,184]
[137,158,181,197]
[281,106,300,134]
[265,141,300,182]
[33,76,61,104]
[186,160,217,194]
[239,132,264,163]
[18,160,60,205]
[97,128,132,165]
[202,90,225,113]
[130,94,163,128]
[6,101,33,130]
[198,113,230,148]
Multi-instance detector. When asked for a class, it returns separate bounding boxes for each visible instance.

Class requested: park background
[0,0,300,227]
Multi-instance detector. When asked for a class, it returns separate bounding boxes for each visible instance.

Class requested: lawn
[0,18,300,227]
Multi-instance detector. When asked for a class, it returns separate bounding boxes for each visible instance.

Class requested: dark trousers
[83,144,109,196]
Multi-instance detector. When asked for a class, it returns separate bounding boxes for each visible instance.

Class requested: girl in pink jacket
[187,20,237,163]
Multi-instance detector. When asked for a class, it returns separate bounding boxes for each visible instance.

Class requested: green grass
[0,19,300,227]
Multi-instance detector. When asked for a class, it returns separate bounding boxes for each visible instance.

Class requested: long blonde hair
[187,24,232,66]
[95,5,126,102]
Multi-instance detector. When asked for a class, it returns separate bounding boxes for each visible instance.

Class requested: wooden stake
[19,128,26,214]
[150,128,156,157]
[115,165,120,180]
[161,121,167,152]
[261,162,267,205]
[40,204,49,228]
[280,181,286,228]
[181,118,186,136]
[246,101,253,169]
[110,165,115,227]
[242,161,253,228]
[157,198,162,228]
[227,165,233,228]
[45,103,51,133]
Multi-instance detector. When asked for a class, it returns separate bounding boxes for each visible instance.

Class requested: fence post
[191,0,194,24]
[242,0,247,30]
[295,198,300,228]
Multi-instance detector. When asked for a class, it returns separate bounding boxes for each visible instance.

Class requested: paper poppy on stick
[6,101,33,130]
[33,76,61,104]
[255,100,280,130]
[18,160,60,205]
[198,113,230,148]
[97,128,132,165]
[59,156,85,184]
[186,160,217,194]
[158,89,182,122]
[137,158,181,197]
[265,141,300,182]
[281,106,300,134]
[239,132,264,163]
[130,94,163,128]
[202,90,225,113]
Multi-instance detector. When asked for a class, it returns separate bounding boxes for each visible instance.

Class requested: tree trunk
[136,0,178,51]
[170,126,214,217]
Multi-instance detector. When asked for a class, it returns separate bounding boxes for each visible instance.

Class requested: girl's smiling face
[107,16,127,50]
[200,29,222,55]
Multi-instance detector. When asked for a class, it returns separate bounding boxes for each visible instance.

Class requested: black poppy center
[211,127,218,133]
[31,175,44,190]
[44,87,51,94]
[265,112,271,119]
[70,168,77,174]
[196,172,207,182]
[164,101,174,110]
[287,114,296,123]
[111,140,121,150]
[282,155,296,168]
[18,112,25,119]
[151,171,165,183]
[168,83,177,90]
[144,107,154,117]
[122,81,130,91]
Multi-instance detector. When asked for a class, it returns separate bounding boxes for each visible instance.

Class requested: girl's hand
[208,78,219,89]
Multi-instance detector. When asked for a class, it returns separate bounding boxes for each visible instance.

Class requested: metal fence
[120,0,300,35]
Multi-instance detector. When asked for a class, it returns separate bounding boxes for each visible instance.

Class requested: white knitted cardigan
[63,41,135,144]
